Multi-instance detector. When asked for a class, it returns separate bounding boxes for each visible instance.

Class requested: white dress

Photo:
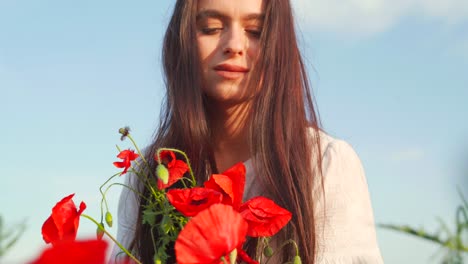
[111,132,384,263]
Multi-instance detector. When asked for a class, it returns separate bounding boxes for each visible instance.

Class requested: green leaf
[161,215,173,234]
[0,217,26,257]
[143,209,157,226]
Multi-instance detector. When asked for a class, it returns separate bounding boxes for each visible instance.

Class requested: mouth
[214,64,249,72]
[213,64,249,80]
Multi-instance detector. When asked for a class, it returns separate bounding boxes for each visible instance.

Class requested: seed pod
[96,223,105,240]
[118,127,130,140]
[263,246,274,257]
[229,248,237,264]
[156,164,169,184]
[293,255,302,264]
[105,211,113,227]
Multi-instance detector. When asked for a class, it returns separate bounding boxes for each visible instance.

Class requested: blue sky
[1,0,467,263]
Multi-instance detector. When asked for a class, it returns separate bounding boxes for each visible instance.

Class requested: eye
[246,28,262,38]
[200,27,223,35]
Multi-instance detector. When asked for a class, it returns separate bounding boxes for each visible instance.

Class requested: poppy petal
[168,160,189,180]
[158,150,176,167]
[167,188,223,217]
[41,216,59,245]
[113,161,126,168]
[175,204,248,264]
[204,174,234,206]
[240,197,292,237]
[220,163,246,208]
[116,149,131,159]
[41,194,86,246]
[204,162,246,209]
[30,239,108,264]
[157,153,189,189]
[237,248,260,264]
[114,149,138,175]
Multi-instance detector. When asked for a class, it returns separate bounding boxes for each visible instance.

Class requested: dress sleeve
[313,139,384,264]
[109,170,139,262]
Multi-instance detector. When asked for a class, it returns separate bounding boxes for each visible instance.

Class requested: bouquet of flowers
[31,127,302,264]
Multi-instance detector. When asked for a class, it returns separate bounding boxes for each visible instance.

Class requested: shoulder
[309,129,384,262]
[313,129,370,211]
[307,128,365,178]
[318,130,360,162]
[318,131,365,183]
[312,130,372,220]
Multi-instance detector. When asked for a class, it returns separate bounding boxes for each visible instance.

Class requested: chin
[204,93,253,109]
[203,83,249,101]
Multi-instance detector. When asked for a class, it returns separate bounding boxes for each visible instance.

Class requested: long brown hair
[132,1,323,263]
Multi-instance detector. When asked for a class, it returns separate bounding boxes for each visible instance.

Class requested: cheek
[197,36,218,66]
[247,41,261,63]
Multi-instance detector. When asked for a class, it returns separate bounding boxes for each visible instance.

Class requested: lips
[213,64,249,80]
[213,64,249,72]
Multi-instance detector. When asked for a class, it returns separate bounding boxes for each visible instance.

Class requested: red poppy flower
[167,187,224,217]
[156,150,189,189]
[239,196,292,237]
[175,204,248,264]
[30,239,107,264]
[113,149,139,175]
[42,194,86,246]
[204,162,246,210]
[203,163,292,237]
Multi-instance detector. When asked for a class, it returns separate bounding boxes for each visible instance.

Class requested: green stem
[150,226,158,261]
[379,223,468,252]
[455,206,467,249]
[257,237,271,263]
[128,166,159,203]
[81,214,142,264]
[104,182,149,203]
[220,256,228,264]
[99,172,121,222]
[126,135,158,186]
[256,238,263,263]
[127,135,148,164]
[114,141,160,213]
[265,239,300,264]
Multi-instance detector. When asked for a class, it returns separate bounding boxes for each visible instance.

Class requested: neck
[207,101,252,172]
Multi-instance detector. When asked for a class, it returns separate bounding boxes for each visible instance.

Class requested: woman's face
[196,0,264,106]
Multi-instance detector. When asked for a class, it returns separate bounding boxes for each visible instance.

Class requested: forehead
[196,0,264,18]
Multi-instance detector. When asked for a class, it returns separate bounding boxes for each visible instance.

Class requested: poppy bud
[154,256,162,264]
[96,223,105,240]
[105,212,113,227]
[156,164,169,184]
[229,248,237,264]
[118,126,130,140]
[293,255,302,264]
[263,246,274,257]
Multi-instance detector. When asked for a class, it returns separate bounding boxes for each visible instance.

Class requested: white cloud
[292,0,468,35]
[417,0,468,23]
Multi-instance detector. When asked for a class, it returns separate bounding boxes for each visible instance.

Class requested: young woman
[113,0,384,263]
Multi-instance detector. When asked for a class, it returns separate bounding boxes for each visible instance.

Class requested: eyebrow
[196,9,265,22]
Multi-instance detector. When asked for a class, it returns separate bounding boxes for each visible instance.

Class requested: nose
[223,25,245,56]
